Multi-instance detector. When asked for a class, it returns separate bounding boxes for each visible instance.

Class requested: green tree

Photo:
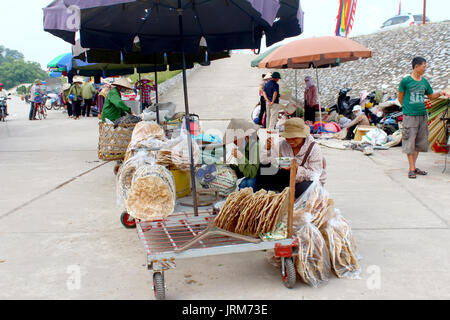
[0,45,47,89]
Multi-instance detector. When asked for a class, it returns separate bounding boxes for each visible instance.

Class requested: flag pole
[423,0,426,25]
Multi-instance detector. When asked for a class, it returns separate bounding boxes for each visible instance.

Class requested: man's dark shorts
[402,115,429,154]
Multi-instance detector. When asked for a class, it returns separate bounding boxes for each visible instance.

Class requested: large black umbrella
[72,38,231,122]
[44,0,304,215]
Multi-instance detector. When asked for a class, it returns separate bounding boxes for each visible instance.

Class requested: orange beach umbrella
[258,36,373,123]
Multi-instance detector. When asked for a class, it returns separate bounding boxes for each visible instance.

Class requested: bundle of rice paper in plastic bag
[295,211,332,287]
[294,173,334,230]
[116,149,154,208]
[132,121,165,140]
[157,119,201,171]
[321,209,361,279]
[124,121,166,161]
[126,163,176,221]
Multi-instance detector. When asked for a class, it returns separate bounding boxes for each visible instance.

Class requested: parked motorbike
[328,88,361,118]
[0,93,11,122]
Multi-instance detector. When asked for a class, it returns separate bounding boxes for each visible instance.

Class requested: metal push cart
[133,160,300,300]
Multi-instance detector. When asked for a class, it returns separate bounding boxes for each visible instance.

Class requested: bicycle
[45,97,62,111]
[35,102,47,120]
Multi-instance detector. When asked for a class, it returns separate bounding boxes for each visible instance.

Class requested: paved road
[0,54,449,299]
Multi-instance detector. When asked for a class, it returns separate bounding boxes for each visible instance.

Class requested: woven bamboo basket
[98,122,136,161]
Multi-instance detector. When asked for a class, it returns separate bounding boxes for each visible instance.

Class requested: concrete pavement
[0,54,449,299]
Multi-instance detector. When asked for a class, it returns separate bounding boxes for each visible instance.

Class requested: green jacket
[68,84,83,101]
[101,87,132,122]
[62,89,71,103]
[230,140,260,179]
[81,83,97,99]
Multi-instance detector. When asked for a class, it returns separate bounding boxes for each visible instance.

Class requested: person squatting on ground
[342,105,370,140]
[263,71,282,130]
[303,76,318,122]
[398,56,448,179]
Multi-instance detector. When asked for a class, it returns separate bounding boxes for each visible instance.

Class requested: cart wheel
[153,272,166,300]
[281,257,296,289]
[120,211,136,229]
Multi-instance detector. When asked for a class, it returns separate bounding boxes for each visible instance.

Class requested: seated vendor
[342,105,370,140]
[101,78,133,122]
[255,118,327,198]
[225,119,260,191]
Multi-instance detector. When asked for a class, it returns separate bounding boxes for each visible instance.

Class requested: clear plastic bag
[126,163,176,221]
[321,209,361,279]
[295,212,332,287]
[157,118,200,170]
[293,173,333,230]
[116,149,155,208]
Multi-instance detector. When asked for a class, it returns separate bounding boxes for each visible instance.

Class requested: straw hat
[263,73,272,80]
[72,76,84,84]
[111,77,133,90]
[62,83,71,91]
[280,118,310,139]
[223,119,260,144]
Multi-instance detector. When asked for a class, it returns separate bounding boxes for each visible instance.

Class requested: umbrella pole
[315,66,322,125]
[154,67,160,124]
[138,71,143,113]
[295,70,298,103]
[178,1,199,216]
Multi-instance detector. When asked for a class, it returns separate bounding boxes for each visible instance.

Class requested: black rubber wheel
[281,258,296,289]
[38,107,43,120]
[120,211,136,229]
[43,108,47,119]
[45,105,52,111]
[54,104,61,110]
[153,272,165,300]
[1,109,5,122]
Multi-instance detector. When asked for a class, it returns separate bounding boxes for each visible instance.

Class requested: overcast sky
[0,0,448,69]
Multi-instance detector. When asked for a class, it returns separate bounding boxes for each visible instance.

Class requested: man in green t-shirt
[398,57,448,179]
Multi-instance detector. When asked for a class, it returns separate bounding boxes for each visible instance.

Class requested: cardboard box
[354,125,374,141]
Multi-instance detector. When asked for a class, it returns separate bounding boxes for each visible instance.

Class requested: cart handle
[287,159,297,238]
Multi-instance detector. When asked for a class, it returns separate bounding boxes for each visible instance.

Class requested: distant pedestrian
[134,76,155,112]
[256,73,271,127]
[398,56,448,179]
[29,79,42,120]
[61,83,72,117]
[263,71,282,130]
[68,78,84,120]
[81,79,97,117]
[303,76,318,122]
